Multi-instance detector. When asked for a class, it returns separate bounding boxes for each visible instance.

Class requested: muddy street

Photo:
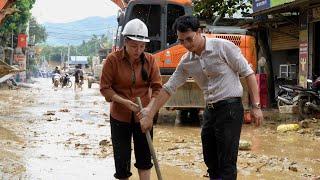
[0,78,320,180]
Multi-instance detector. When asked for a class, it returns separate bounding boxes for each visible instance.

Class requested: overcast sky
[31,0,119,23]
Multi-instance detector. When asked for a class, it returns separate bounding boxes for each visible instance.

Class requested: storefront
[309,6,320,80]
[253,0,320,90]
[271,24,299,86]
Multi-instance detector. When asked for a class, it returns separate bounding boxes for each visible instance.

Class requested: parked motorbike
[61,73,72,88]
[276,84,301,107]
[6,78,18,89]
[298,78,320,119]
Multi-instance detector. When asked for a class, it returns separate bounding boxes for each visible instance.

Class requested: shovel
[136,97,163,180]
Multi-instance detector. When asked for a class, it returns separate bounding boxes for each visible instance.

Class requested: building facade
[252,0,320,105]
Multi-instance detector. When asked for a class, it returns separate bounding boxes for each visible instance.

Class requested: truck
[87,48,110,88]
[111,0,257,122]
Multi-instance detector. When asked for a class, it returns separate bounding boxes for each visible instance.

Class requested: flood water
[0,78,319,180]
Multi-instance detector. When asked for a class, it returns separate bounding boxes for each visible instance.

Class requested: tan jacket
[100,49,162,123]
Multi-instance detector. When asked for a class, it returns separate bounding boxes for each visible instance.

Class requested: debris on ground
[45,116,59,122]
[289,163,298,172]
[277,124,300,132]
[239,140,252,150]
[99,139,110,146]
[43,110,55,115]
[59,108,70,112]
[299,120,309,128]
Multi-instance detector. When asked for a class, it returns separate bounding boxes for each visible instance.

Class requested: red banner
[18,34,27,48]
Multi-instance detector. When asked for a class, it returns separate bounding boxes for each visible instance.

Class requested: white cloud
[31,0,120,23]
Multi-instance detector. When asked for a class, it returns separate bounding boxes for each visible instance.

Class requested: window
[279,64,297,79]
[167,4,185,46]
[131,4,161,37]
[130,4,161,53]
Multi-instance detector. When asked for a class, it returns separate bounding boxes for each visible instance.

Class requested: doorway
[312,21,320,78]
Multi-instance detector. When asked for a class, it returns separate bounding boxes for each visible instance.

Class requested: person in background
[100,18,162,180]
[52,66,61,83]
[74,64,84,89]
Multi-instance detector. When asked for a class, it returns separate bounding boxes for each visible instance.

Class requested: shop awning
[0,60,23,83]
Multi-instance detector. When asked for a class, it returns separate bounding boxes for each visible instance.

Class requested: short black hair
[172,15,200,33]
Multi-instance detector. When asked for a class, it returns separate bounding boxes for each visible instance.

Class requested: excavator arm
[111,0,128,10]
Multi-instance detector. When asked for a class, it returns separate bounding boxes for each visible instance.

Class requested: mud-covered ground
[0,78,319,180]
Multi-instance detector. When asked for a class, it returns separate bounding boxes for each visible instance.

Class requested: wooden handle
[136,97,163,180]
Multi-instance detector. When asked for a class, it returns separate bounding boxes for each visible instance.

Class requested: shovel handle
[136,97,163,180]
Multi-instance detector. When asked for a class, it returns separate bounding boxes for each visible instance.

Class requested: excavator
[111,0,257,122]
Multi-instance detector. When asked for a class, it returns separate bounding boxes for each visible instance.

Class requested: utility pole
[25,20,30,80]
[10,29,14,65]
[60,50,63,68]
[11,29,13,49]
[67,44,70,68]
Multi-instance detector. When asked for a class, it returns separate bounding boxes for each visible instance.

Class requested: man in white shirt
[138,15,263,180]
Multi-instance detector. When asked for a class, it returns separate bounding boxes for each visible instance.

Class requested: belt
[206,97,241,109]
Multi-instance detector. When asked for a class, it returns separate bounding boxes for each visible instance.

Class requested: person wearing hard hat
[100,18,162,180]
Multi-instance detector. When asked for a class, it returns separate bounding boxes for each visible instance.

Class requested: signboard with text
[14,54,26,64]
[299,30,308,88]
[253,0,270,12]
[253,0,296,12]
[13,54,26,82]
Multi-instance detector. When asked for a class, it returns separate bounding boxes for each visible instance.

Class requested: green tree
[39,34,112,67]
[29,16,47,44]
[193,0,252,22]
[0,0,36,47]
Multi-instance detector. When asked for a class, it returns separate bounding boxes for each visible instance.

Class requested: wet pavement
[0,78,320,180]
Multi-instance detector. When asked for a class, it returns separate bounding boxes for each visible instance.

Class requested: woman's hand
[123,99,140,112]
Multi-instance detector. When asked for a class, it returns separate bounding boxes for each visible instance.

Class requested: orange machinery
[111,0,257,122]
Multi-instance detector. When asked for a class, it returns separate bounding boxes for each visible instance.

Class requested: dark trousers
[201,98,244,180]
[110,115,153,179]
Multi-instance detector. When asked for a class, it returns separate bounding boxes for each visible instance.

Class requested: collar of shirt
[190,35,212,60]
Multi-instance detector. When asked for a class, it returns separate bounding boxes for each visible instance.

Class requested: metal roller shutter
[271,25,299,51]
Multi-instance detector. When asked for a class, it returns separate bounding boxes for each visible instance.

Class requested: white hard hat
[122,18,149,42]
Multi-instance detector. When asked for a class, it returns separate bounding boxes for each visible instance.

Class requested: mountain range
[44,16,118,46]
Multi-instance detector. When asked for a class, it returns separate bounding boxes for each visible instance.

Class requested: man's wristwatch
[252,102,261,109]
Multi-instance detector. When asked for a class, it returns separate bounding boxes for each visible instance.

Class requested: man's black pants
[201,97,243,180]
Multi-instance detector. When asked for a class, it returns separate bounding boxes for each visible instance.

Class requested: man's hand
[251,108,263,127]
[123,99,140,112]
[137,107,154,133]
